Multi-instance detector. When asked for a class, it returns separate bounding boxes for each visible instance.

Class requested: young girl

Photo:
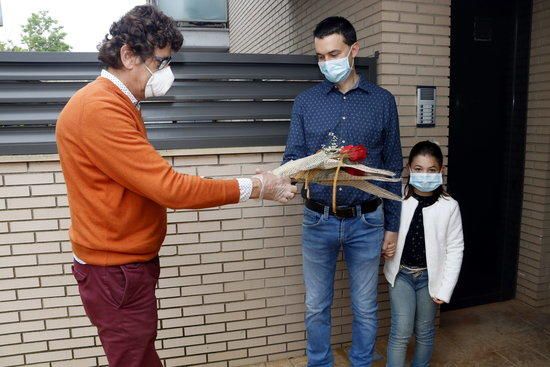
[384,141,464,367]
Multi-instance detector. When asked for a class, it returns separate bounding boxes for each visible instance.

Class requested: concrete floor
[253,300,550,367]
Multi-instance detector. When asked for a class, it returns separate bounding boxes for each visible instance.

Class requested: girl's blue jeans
[387,268,437,367]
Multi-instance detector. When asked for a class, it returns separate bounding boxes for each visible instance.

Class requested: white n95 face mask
[144,65,175,98]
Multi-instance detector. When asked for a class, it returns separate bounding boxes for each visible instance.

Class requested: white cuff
[237,178,253,202]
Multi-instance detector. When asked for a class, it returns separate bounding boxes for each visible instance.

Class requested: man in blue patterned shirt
[282,17,402,367]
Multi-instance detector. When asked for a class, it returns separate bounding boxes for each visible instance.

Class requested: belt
[305,198,382,218]
[400,265,427,278]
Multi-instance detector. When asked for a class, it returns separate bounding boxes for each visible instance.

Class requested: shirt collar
[412,192,439,207]
[100,69,140,109]
[322,74,373,95]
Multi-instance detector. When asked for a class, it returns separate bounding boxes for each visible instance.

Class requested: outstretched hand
[252,170,298,203]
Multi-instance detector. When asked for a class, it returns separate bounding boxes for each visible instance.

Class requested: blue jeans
[302,204,384,367]
[387,269,437,367]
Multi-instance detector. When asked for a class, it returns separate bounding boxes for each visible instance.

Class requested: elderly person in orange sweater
[55,5,296,367]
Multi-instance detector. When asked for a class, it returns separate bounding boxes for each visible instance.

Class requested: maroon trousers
[72,257,161,367]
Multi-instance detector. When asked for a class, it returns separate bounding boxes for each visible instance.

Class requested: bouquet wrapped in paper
[273,137,402,212]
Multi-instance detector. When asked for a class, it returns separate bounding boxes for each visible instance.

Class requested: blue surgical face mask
[318,46,354,83]
[409,172,443,193]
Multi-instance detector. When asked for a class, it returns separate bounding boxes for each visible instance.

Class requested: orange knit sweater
[56,77,240,266]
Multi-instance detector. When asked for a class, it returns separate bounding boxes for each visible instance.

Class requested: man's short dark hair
[98,5,184,69]
[313,16,357,46]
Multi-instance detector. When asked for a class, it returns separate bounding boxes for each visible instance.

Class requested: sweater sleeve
[79,102,240,209]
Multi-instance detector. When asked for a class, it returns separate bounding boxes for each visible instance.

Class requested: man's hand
[251,170,297,203]
[382,231,398,260]
[432,297,445,305]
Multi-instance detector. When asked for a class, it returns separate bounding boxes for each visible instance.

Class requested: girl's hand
[432,297,445,305]
[382,231,398,259]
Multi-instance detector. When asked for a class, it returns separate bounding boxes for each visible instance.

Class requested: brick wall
[0,147,365,366]
[516,0,550,308]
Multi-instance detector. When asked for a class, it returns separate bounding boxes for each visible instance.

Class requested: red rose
[341,145,367,162]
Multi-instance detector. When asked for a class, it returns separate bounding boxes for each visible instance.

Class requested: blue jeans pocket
[360,205,384,227]
[302,207,324,227]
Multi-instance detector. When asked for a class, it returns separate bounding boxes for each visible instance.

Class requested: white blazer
[384,195,464,303]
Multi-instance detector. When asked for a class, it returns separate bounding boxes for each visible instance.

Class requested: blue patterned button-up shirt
[283,75,403,232]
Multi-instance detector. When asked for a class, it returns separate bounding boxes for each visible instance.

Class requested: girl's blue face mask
[318,45,354,83]
[409,172,443,193]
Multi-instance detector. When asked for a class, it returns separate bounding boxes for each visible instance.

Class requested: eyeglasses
[152,55,172,70]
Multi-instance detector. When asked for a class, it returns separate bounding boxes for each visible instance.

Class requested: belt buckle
[334,206,355,218]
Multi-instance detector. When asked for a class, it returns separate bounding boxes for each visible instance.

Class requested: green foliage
[0,40,24,52]
[1,10,71,52]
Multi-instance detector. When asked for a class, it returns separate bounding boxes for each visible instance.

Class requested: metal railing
[0,51,377,155]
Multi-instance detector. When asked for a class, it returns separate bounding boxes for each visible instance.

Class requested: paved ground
[248,299,550,366]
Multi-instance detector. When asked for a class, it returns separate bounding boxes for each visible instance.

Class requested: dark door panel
[446,0,532,310]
